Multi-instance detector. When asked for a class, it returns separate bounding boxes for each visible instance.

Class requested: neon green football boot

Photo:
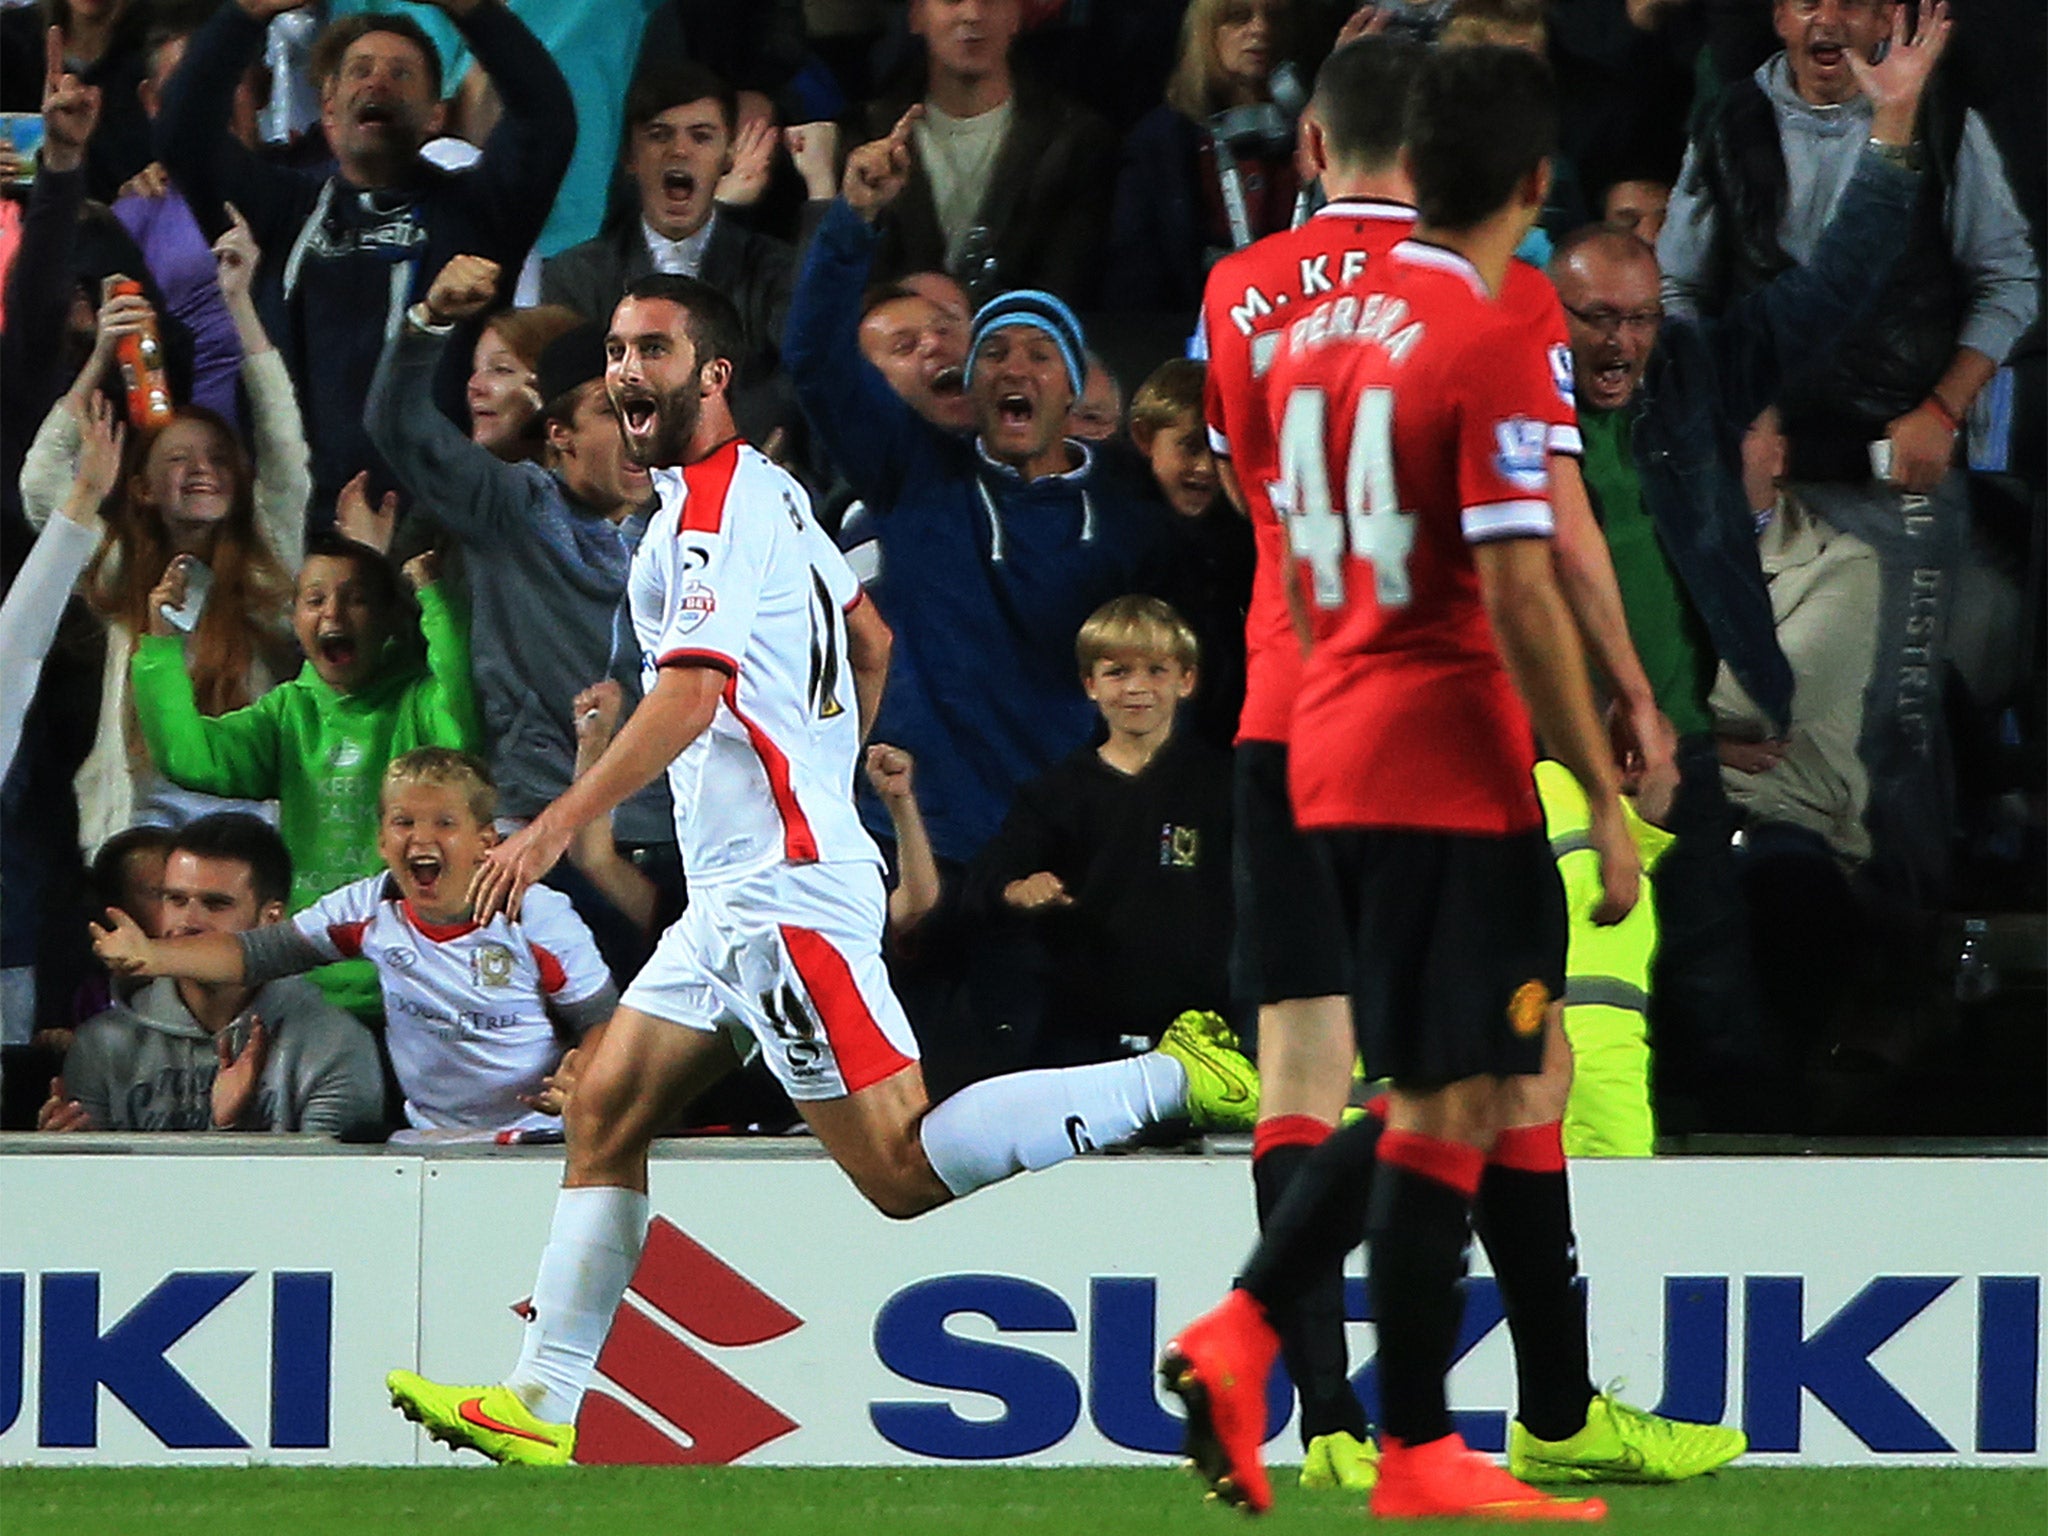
[1155,1010,1260,1131]
[1299,1429,1381,1491]
[387,1370,576,1466]
[1509,1391,1746,1484]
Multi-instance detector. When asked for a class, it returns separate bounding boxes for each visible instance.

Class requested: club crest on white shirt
[472,942,516,989]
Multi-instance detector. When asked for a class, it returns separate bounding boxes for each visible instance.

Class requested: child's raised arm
[91,907,248,985]
[565,681,661,936]
[864,743,942,934]
[92,904,333,988]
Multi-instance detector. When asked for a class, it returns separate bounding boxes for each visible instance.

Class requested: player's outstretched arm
[472,663,725,920]
[1475,537,1641,926]
[90,909,250,985]
[1547,456,1679,823]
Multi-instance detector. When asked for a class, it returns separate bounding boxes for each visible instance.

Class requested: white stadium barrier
[1,1143,2042,1467]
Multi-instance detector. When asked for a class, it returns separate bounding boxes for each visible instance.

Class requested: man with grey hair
[1658,0,2036,904]
[1550,6,1946,1127]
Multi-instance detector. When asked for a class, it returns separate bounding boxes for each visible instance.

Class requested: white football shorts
[620,859,920,1100]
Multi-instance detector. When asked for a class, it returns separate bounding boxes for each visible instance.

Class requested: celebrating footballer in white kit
[386,259,1261,1468]
[618,433,920,1101]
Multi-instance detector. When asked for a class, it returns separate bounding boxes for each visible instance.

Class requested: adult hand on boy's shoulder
[1004,871,1072,912]
[472,819,571,922]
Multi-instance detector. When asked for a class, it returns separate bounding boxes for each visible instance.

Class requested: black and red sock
[1252,1116,1368,1443]
[1238,1100,1385,1313]
[1367,1128,1483,1448]
[1473,1121,1595,1443]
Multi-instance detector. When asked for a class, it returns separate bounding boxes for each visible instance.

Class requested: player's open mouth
[619,397,658,435]
[997,393,1034,426]
[356,100,398,128]
[407,854,444,895]
[1809,40,1846,68]
[662,168,697,199]
[317,633,359,669]
[931,366,964,398]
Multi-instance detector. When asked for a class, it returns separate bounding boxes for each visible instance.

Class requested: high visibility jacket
[1534,761,1675,1157]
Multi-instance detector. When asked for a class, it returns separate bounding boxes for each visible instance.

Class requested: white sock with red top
[507,1185,649,1424]
[918,1054,1187,1196]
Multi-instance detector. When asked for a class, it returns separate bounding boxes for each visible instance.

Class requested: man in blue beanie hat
[786,107,1173,877]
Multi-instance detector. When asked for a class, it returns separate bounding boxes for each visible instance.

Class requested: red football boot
[1159,1289,1281,1514]
[1372,1432,1609,1522]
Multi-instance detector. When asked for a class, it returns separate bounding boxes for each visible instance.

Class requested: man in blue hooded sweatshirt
[785,107,1171,871]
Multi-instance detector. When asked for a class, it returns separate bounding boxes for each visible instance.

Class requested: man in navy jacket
[786,110,1169,869]
[157,0,575,517]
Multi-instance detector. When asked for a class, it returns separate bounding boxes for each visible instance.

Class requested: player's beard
[622,378,703,469]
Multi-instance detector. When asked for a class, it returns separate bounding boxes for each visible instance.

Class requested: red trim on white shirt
[843,588,867,615]
[326,920,370,958]
[403,902,481,943]
[679,438,742,536]
[658,646,738,674]
[528,942,567,995]
[780,924,912,1093]
[722,674,818,863]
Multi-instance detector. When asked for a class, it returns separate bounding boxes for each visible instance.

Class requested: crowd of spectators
[0,0,2040,1142]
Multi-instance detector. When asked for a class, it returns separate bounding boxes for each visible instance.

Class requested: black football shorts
[1318,825,1566,1089]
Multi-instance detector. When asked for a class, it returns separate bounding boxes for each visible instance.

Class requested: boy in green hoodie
[131,530,481,1017]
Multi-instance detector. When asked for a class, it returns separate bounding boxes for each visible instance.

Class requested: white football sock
[918,1053,1188,1197]
[506,1185,649,1424]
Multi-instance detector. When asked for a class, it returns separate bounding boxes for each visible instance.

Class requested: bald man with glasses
[1543,6,1946,1132]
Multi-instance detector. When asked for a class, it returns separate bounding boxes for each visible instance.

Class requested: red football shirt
[1198,199,1419,744]
[1272,240,1580,836]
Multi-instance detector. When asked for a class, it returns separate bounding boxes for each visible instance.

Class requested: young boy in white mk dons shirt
[94,748,616,1135]
[372,266,1260,1467]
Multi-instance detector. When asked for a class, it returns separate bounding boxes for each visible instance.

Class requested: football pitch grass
[4,1465,2044,1536]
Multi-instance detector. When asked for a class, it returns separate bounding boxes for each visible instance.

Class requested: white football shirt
[629,438,881,885]
[290,876,616,1132]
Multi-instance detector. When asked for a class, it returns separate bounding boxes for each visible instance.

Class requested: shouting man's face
[971,325,1075,468]
[628,98,732,243]
[1774,0,1894,106]
[606,297,706,469]
[321,30,441,186]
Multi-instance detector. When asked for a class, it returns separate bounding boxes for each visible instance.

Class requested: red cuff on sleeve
[657,648,737,675]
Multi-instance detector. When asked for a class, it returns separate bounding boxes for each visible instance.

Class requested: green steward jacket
[130,584,481,1018]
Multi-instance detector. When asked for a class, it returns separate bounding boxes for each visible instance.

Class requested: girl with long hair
[20,208,307,850]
